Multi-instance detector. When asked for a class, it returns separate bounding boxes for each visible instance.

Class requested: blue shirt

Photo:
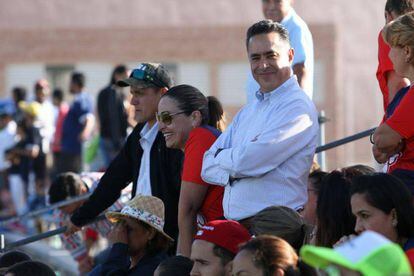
[61,92,93,154]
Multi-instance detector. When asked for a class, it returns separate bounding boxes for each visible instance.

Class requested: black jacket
[97,85,128,145]
[71,123,183,241]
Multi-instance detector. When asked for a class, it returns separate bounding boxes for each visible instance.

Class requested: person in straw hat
[89,195,172,276]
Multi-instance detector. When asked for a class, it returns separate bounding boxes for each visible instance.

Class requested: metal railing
[0,126,377,252]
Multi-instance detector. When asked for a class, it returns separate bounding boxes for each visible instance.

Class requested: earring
[392,220,398,227]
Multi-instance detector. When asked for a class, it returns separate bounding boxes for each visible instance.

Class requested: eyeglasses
[156,111,187,125]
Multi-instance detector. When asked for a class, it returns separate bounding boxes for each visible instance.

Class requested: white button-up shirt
[136,122,159,196]
[201,76,319,220]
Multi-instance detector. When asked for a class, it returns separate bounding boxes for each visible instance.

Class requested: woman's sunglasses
[155,111,187,125]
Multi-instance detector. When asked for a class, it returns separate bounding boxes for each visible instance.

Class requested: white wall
[5,63,46,100]
[218,62,250,106]
[176,62,210,95]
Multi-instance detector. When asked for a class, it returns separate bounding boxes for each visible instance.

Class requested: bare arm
[176,181,208,257]
[372,123,403,155]
[293,63,311,93]
[386,71,410,103]
[79,115,95,142]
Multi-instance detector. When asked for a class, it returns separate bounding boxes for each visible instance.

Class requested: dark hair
[162,84,225,131]
[308,170,328,195]
[238,235,299,276]
[12,87,27,103]
[213,244,235,266]
[110,64,128,85]
[246,19,290,49]
[52,88,64,102]
[139,221,171,256]
[5,261,55,276]
[315,171,356,247]
[48,172,84,204]
[341,164,375,178]
[156,256,193,276]
[71,72,85,88]
[0,251,31,268]
[385,0,414,15]
[351,173,414,238]
[251,206,310,252]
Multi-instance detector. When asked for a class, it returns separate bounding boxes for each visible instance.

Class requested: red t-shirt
[376,31,394,111]
[182,127,224,223]
[386,86,414,172]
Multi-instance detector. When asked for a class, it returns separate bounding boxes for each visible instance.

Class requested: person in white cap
[301,231,412,276]
[89,195,172,276]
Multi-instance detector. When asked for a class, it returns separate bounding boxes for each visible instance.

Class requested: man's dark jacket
[70,123,183,241]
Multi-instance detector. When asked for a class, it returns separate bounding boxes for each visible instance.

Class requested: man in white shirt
[0,101,17,186]
[247,0,314,102]
[202,20,319,224]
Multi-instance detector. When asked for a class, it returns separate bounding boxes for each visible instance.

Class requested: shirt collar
[255,75,297,101]
[74,91,85,100]
[280,8,294,25]
[140,122,159,145]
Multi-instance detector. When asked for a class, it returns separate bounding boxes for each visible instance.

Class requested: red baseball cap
[194,220,251,254]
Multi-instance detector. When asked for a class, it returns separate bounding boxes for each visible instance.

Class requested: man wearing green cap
[67,63,183,249]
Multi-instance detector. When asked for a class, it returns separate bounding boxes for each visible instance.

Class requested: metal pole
[316,127,376,153]
[0,215,106,253]
[0,192,92,227]
[317,111,327,170]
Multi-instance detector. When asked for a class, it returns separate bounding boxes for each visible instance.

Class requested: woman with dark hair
[232,235,311,276]
[350,173,414,267]
[303,170,328,226]
[157,84,225,257]
[311,165,375,246]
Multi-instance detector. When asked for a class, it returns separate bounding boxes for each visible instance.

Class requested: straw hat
[106,195,173,241]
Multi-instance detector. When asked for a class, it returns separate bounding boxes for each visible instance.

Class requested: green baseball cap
[300,231,412,276]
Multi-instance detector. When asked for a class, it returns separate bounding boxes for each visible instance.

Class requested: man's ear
[405,46,413,63]
[160,87,168,95]
[224,260,233,276]
[288,48,294,63]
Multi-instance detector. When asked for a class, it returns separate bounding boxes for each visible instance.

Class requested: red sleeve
[386,87,414,138]
[405,249,414,271]
[377,32,394,74]
[182,128,217,186]
[376,31,394,110]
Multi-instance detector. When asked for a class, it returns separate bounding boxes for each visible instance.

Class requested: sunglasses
[130,66,167,88]
[156,111,187,125]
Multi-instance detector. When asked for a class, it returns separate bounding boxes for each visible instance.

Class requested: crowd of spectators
[1,0,414,275]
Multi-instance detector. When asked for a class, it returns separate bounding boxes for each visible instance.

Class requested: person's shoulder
[189,126,218,143]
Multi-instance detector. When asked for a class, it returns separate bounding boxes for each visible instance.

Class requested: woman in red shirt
[157,84,225,257]
[372,12,414,193]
